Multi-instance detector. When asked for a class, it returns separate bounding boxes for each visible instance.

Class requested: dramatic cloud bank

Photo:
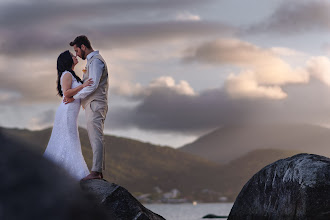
[1,0,330,146]
[183,38,309,99]
[0,0,234,57]
[103,36,330,134]
[107,80,330,135]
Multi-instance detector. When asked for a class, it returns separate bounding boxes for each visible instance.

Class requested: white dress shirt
[73,51,105,100]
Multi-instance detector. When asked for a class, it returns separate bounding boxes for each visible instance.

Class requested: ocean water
[145,203,233,220]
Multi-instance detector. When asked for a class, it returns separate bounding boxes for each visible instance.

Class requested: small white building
[163,189,180,199]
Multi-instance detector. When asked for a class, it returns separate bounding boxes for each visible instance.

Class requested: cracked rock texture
[228,153,330,220]
[80,180,165,220]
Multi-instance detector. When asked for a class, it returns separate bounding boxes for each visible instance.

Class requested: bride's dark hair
[56,50,83,97]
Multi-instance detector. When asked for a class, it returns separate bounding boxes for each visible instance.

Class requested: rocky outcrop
[228,153,330,220]
[80,179,165,220]
[0,132,164,220]
[0,132,108,220]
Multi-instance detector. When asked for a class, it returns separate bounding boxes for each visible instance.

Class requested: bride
[43,50,93,180]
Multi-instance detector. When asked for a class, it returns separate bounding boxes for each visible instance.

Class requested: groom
[65,35,109,180]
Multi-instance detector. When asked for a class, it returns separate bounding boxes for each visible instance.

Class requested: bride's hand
[63,96,75,104]
[83,78,93,87]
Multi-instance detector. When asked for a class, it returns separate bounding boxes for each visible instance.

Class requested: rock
[0,131,165,220]
[80,179,165,220]
[228,153,330,220]
[203,213,228,218]
[0,130,108,220]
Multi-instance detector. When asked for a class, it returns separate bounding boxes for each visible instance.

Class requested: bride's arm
[62,74,93,98]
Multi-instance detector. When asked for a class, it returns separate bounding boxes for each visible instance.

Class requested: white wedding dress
[44,71,90,180]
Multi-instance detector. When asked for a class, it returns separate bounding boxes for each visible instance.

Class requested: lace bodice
[60,70,82,95]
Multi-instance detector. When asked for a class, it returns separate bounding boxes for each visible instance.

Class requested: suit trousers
[85,100,108,172]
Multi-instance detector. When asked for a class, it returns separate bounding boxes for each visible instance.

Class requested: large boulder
[0,131,165,220]
[228,153,330,220]
[0,131,107,220]
[80,179,165,220]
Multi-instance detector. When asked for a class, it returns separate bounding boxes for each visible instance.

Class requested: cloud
[3,0,330,140]
[246,0,330,34]
[148,77,195,96]
[0,0,210,28]
[183,38,308,84]
[0,0,233,56]
[7,21,234,57]
[111,76,195,99]
[225,71,288,100]
[0,73,59,104]
[108,75,330,134]
[88,21,234,49]
[1,21,234,57]
[0,55,60,104]
[106,75,285,133]
[183,38,309,99]
[0,0,234,106]
[6,43,330,137]
[108,77,227,134]
[307,56,330,86]
[108,87,234,134]
[102,42,330,134]
[176,11,201,21]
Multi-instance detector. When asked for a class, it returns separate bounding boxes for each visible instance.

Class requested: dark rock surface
[228,153,330,220]
[0,130,165,220]
[0,130,107,220]
[202,213,228,218]
[80,179,165,220]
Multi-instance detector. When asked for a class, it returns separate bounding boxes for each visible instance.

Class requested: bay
[145,203,233,220]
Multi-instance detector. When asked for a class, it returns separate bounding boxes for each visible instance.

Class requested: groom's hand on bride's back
[63,97,75,104]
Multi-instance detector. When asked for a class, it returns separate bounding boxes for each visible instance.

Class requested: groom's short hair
[70,35,92,49]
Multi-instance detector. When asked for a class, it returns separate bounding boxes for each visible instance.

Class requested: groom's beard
[81,50,86,60]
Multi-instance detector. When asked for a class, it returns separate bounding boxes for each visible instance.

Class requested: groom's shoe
[81,171,103,181]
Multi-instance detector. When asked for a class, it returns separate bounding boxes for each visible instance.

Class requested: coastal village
[136,187,228,204]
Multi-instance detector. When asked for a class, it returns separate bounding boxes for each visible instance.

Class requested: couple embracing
[44,35,109,181]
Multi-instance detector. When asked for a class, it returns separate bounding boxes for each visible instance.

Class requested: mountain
[180,123,330,164]
[0,126,222,200]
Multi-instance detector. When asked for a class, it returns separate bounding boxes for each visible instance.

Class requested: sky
[1,0,330,147]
